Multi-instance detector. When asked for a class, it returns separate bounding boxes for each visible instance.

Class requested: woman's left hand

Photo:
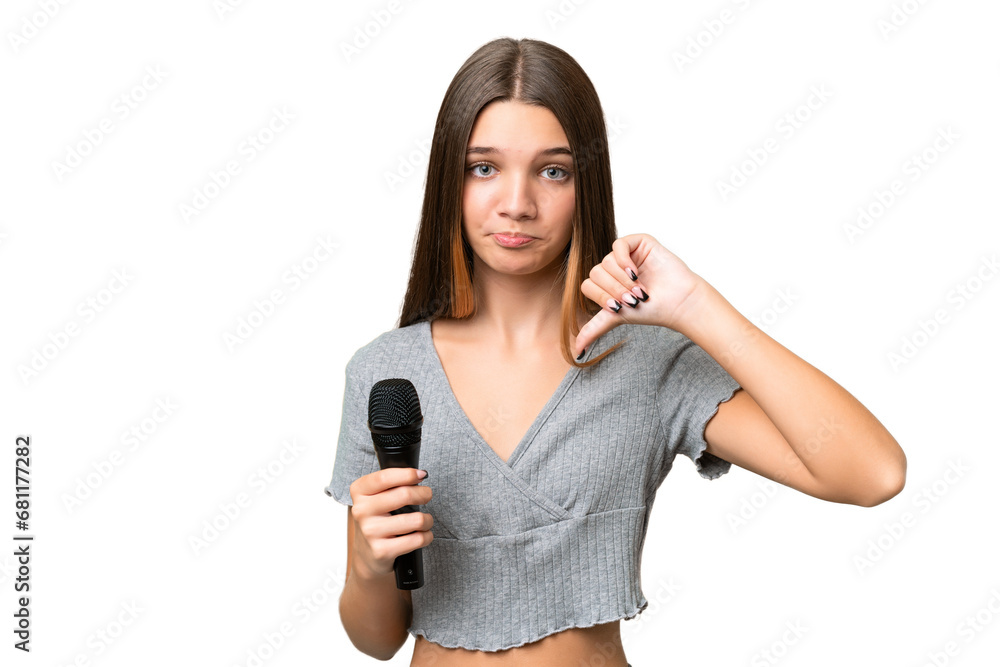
[576,233,707,357]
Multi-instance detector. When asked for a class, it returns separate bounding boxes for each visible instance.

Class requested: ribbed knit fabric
[324,319,741,652]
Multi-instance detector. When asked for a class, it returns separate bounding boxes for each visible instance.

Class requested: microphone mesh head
[368,378,422,447]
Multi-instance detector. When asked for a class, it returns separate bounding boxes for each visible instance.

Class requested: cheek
[462,186,488,224]
[555,191,576,223]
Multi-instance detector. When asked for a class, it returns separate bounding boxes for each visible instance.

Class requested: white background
[2,1,999,665]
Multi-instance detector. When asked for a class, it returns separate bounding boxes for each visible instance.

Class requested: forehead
[467,101,569,151]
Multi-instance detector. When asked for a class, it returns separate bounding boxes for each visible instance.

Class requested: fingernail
[607,298,622,313]
[417,469,428,479]
[576,348,586,361]
[628,268,638,281]
[632,286,648,302]
[623,293,639,308]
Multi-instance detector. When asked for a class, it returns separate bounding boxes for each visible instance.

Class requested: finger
[381,508,433,538]
[362,513,432,557]
[374,483,433,516]
[389,524,434,554]
[584,263,632,314]
[350,467,428,504]
[609,239,651,303]
[611,237,642,284]
[582,275,626,316]
[598,255,644,310]
[573,308,619,358]
[584,259,643,314]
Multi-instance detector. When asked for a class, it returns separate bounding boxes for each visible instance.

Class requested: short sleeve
[653,327,742,480]
[323,352,379,505]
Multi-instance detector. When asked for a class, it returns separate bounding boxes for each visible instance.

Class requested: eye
[467,163,496,178]
[542,166,571,180]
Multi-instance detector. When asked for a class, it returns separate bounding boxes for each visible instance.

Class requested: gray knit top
[323,319,741,652]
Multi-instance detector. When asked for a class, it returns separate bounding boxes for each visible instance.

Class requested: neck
[466,258,568,349]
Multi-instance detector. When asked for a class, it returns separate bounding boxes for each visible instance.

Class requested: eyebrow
[466,146,573,158]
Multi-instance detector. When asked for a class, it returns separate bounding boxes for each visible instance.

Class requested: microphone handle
[374,442,424,590]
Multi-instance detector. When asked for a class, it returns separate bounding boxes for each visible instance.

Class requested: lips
[493,233,536,248]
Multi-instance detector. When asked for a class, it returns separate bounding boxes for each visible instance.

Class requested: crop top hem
[409,599,650,652]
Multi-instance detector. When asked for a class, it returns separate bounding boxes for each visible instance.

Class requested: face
[461,100,575,278]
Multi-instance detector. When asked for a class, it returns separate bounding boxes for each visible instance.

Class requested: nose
[497,172,537,221]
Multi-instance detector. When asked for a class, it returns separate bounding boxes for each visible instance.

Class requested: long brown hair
[397,37,624,367]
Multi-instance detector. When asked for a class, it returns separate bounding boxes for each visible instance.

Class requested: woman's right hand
[348,468,434,581]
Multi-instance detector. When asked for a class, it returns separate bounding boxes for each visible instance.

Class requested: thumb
[574,309,620,360]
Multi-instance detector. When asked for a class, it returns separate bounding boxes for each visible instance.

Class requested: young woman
[325,37,906,666]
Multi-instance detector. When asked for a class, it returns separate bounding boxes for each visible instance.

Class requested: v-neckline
[422,319,588,470]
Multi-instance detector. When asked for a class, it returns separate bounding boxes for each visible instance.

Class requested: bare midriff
[409,620,629,667]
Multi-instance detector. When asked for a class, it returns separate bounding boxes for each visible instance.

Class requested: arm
[575,233,906,508]
[340,506,413,660]
[679,280,907,507]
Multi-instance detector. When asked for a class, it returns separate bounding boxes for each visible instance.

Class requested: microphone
[367,378,426,590]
